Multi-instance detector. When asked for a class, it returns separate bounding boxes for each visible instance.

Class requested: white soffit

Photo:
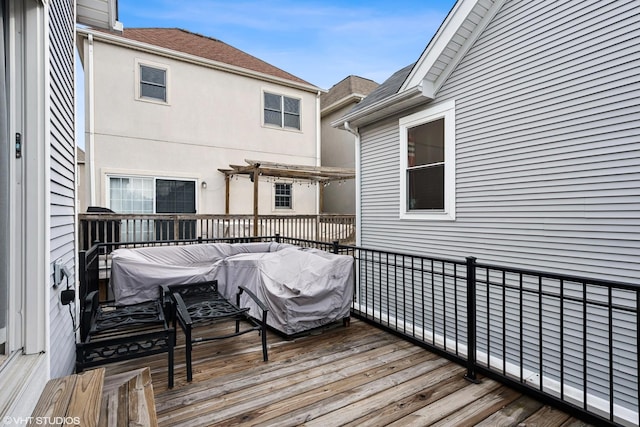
[77,0,122,31]
[401,0,505,94]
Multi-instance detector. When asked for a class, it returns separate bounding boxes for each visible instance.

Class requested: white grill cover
[109,242,354,335]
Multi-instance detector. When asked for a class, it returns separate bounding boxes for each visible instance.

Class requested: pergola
[218,159,355,236]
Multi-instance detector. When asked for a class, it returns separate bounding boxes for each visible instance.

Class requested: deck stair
[31,367,157,427]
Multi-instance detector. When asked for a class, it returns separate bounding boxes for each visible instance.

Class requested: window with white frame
[109,176,196,240]
[109,176,196,214]
[138,62,167,102]
[264,92,301,130]
[399,100,456,220]
[274,183,292,209]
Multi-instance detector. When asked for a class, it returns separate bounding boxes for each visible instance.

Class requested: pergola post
[224,174,230,215]
[253,168,259,237]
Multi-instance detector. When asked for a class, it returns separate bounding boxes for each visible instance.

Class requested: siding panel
[48,0,77,379]
[358,0,640,420]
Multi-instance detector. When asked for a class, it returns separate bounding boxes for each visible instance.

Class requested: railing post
[173,215,180,240]
[275,233,280,243]
[332,240,339,254]
[465,256,480,383]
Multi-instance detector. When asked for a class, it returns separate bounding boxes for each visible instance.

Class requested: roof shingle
[116,28,312,86]
[320,75,379,110]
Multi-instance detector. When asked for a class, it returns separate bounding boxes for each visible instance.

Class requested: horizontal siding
[48,0,77,379]
[359,0,640,420]
[360,0,640,284]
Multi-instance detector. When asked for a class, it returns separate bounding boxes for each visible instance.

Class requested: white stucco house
[76,26,324,220]
[0,0,119,417]
[320,75,378,214]
[336,0,640,284]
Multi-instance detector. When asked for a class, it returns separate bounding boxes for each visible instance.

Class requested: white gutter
[86,34,96,206]
[331,85,431,129]
[344,122,361,246]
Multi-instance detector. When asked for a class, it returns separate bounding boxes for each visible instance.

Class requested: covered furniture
[163,280,268,382]
[110,242,354,336]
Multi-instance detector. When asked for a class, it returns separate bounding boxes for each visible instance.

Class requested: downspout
[344,122,361,246]
[86,34,96,206]
[315,91,321,215]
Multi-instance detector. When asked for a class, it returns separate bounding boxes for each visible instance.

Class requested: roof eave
[76,28,322,94]
[331,85,433,129]
[401,0,506,92]
[321,93,369,116]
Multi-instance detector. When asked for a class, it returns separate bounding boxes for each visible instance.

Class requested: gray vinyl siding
[48,0,77,378]
[360,0,640,284]
[358,0,640,421]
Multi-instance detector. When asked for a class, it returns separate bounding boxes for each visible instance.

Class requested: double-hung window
[274,183,292,209]
[264,92,301,130]
[399,100,456,220]
[137,61,168,103]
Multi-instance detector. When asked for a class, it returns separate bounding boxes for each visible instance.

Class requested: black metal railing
[79,235,639,426]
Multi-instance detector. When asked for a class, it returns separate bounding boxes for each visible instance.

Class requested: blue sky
[75,0,457,146]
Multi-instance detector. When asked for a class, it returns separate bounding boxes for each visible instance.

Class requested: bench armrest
[237,285,269,312]
[171,291,194,325]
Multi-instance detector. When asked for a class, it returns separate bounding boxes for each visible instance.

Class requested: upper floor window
[264,92,300,130]
[136,60,168,103]
[399,100,456,221]
[274,183,292,209]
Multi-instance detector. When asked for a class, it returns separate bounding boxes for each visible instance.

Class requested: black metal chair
[163,280,269,382]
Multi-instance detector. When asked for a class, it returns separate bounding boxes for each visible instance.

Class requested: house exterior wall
[48,0,78,379]
[1,0,80,418]
[321,107,355,214]
[84,38,320,216]
[358,0,640,283]
[355,1,640,415]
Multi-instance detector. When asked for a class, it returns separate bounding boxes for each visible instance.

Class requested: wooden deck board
[99,318,592,427]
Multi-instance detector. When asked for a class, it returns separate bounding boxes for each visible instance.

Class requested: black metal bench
[76,290,175,388]
[163,280,268,382]
[77,244,175,388]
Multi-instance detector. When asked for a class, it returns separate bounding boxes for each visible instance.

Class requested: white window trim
[134,58,170,105]
[262,90,302,132]
[399,99,456,221]
[272,182,294,211]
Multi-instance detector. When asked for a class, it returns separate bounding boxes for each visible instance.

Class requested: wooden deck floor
[101,318,591,426]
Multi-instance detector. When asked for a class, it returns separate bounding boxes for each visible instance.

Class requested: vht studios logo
[3,417,81,425]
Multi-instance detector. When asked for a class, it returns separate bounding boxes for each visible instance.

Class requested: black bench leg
[168,330,175,388]
[261,311,268,362]
[186,326,193,382]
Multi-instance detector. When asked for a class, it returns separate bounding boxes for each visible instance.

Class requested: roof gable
[401,0,505,93]
[336,0,506,128]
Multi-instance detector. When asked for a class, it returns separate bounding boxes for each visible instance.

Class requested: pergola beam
[218,159,355,236]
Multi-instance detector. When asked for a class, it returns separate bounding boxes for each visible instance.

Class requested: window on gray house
[407,118,445,210]
[264,92,300,130]
[274,183,292,209]
[140,64,166,102]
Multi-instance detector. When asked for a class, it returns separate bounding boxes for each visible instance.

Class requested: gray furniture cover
[110,242,354,335]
